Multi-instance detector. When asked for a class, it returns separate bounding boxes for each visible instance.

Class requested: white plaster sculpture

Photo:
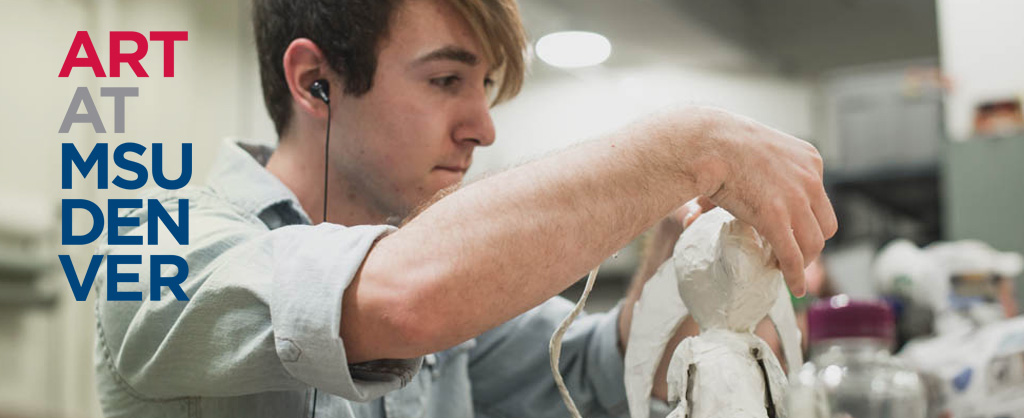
[623,208,803,418]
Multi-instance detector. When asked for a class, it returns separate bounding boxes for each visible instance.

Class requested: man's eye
[431,75,461,88]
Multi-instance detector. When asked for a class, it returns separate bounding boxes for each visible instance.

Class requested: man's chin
[430,177,463,200]
[401,179,464,223]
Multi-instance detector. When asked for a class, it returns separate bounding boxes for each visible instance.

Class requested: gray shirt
[93,138,631,418]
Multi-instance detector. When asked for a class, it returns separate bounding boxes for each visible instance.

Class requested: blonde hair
[447,0,529,106]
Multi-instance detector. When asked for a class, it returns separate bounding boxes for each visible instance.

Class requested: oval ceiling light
[535,31,612,69]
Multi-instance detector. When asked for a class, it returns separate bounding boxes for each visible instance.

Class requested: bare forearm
[347,108,719,361]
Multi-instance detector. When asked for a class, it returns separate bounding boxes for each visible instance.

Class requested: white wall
[937,0,1024,141]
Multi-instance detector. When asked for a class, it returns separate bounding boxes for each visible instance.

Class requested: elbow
[386,312,438,359]
[345,255,454,361]
[384,276,455,359]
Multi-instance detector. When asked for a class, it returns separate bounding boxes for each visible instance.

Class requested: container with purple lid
[807,294,895,345]
[788,294,927,418]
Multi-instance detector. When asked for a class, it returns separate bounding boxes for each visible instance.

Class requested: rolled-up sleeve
[468,297,629,418]
[270,223,422,400]
[95,215,420,402]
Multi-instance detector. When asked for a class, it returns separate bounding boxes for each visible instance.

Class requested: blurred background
[0,0,1022,416]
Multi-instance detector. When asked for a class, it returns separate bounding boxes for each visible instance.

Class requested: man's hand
[687,108,838,296]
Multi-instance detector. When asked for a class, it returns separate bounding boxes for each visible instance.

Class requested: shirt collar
[206,138,312,227]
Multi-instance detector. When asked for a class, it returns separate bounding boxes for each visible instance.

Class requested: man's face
[330,0,496,219]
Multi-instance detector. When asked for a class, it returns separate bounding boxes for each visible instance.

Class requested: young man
[94,0,836,417]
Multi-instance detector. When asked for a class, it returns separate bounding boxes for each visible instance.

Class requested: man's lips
[434,165,468,173]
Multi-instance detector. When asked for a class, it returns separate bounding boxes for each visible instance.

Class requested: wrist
[693,107,734,198]
[658,105,731,199]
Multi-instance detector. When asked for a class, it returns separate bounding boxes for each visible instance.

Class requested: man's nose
[453,95,496,147]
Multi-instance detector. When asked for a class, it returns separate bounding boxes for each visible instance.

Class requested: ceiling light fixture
[535,31,612,69]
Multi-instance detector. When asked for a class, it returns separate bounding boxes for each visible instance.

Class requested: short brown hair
[253,0,528,136]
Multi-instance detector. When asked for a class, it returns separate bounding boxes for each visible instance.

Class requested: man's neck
[266,135,390,226]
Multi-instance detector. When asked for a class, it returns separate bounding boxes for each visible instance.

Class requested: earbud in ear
[310,79,330,104]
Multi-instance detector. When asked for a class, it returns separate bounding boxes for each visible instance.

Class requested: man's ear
[282,38,333,120]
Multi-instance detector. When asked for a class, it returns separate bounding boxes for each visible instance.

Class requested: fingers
[792,202,825,267]
[788,145,833,289]
[777,184,831,297]
[764,223,806,297]
[772,179,827,296]
[811,184,838,240]
[804,144,837,240]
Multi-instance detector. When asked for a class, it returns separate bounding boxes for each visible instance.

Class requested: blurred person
[925,240,1021,321]
[877,240,1024,418]
[874,239,946,348]
[91,0,836,417]
[875,239,1022,338]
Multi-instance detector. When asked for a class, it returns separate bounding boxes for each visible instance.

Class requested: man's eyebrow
[411,45,479,67]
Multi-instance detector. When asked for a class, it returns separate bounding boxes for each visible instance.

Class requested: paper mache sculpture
[624,208,803,418]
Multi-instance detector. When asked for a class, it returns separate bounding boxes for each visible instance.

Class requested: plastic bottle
[788,295,928,418]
